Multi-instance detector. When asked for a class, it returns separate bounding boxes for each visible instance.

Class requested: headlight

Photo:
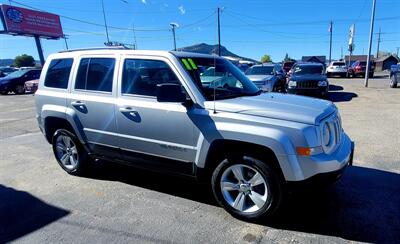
[318,80,328,86]
[322,122,331,146]
[288,80,297,87]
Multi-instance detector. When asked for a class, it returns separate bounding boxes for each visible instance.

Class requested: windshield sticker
[188,58,197,70]
[181,59,192,70]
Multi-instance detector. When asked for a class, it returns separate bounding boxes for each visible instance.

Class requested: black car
[0,69,41,95]
[286,63,328,97]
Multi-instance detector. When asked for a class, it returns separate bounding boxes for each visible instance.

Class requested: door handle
[119,107,137,113]
[71,101,86,110]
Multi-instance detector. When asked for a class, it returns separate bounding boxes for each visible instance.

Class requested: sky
[0,0,399,62]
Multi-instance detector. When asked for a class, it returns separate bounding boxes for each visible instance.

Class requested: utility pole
[365,0,377,88]
[132,24,137,50]
[376,27,381,59]
[101,0,110,44]
[170,23,178,51]
[341,46,343,60]
[63,34,69,50]
[329,21,333,64]
[217,7,221,56]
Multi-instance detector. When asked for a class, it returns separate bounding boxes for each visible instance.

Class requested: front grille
[297,81,318,89]
[321,113,342,154]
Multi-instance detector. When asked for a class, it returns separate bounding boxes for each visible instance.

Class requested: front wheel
[390,76,398,88]
[14,85,25,94]
[52,129,90,175]
[211,154,283,221]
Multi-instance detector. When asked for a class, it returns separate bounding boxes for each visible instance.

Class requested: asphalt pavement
[0,74,399,243]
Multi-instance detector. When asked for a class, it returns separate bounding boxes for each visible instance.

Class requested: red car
[348,60,375,78]
[24,79,39,93]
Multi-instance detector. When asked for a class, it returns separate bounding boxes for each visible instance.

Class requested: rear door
[68,55,120,158]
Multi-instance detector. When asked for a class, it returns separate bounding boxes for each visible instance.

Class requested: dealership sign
[0,4,63,39]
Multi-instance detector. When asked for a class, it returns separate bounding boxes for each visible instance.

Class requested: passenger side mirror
[156,83,187,103]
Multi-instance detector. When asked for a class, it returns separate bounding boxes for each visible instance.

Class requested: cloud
[141,0,147,4]
[178,5,186,15]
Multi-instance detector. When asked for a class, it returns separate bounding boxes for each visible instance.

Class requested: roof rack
[59,46,130,53]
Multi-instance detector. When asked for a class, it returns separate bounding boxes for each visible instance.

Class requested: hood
[205,93,336,125]
[246,75,273,82]
[291,74,326,81]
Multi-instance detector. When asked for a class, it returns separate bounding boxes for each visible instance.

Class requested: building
[344,55,374,66]
[301,56,326,64]
[374,55,400,71]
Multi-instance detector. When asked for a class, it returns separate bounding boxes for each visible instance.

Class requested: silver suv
[35,48,354,221]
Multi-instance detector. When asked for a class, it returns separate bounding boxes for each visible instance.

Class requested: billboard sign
[0,4,63,39]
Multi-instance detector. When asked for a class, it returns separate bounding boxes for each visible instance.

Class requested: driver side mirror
[156,83,187,103]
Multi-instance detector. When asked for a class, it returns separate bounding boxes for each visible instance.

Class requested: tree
[261,54,272,63]
[14,54,35,68]
[283,53,292,62]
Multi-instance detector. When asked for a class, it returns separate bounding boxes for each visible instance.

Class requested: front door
[115,57,198,174]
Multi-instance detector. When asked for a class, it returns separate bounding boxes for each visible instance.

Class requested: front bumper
[277,133,354,182]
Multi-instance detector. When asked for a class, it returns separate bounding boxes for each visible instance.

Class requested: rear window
[44,59,73,89]
[332,62,345,66]
[75,58,115,92]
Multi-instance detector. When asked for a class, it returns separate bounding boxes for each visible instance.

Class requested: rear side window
[75,58,115,92]
[44,59,73,89]
[121,59,180,96]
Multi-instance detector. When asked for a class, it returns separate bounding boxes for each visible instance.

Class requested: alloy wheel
[220,163,269,213]
[55,135,79,170]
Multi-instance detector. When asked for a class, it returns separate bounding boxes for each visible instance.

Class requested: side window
[122,59,180,96]
[44,58,73,89]
[75,58,115,92]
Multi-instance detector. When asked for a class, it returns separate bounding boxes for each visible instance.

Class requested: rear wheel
[14,85,25,94]
[211,153,283,221]
[52,129,90,175]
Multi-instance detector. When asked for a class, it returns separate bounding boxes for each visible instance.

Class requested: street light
[170,23,179,51]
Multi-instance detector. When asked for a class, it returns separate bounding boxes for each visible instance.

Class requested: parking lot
[1,74,399,243]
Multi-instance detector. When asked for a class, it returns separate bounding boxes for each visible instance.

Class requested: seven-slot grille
[297,80,318,89]
[322,113,342,154]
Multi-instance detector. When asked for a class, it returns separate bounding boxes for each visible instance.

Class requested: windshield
[294,65,323,74]
[4,69,29,78]
[180,57,260,100]
[245,66,274,75]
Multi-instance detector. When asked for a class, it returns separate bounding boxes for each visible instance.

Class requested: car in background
[326,61,348,77]
[0,67,17,76]
[245,63,286,92]
[286,62,329,97]
[24,79,39,93]
[348,60,375,78]
[0,69,41,95]
[236,63,250,73]
[389,64,399,88]
[282,61,296,73]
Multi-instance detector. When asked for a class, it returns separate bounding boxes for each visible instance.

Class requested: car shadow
[82,163,400,243]
[327,85,358,102]
[0,185,70,243]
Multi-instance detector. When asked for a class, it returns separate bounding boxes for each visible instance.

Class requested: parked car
[348,60,375,78]
[286,62,329,97]
[326,61,348,78]
[0,69,41,95]
[25,79,39,93]
[282,61,295,73]
[36,48,354,221]
[389,64,399,88]
[245,64,286,92]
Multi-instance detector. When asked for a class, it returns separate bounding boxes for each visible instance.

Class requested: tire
[390,76,398,88]
[0,90,8,95]
[211,153,283,221]
[52,129,90,176]
[14,84,25,94]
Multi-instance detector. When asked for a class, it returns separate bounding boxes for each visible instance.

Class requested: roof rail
[58,46,130,53]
